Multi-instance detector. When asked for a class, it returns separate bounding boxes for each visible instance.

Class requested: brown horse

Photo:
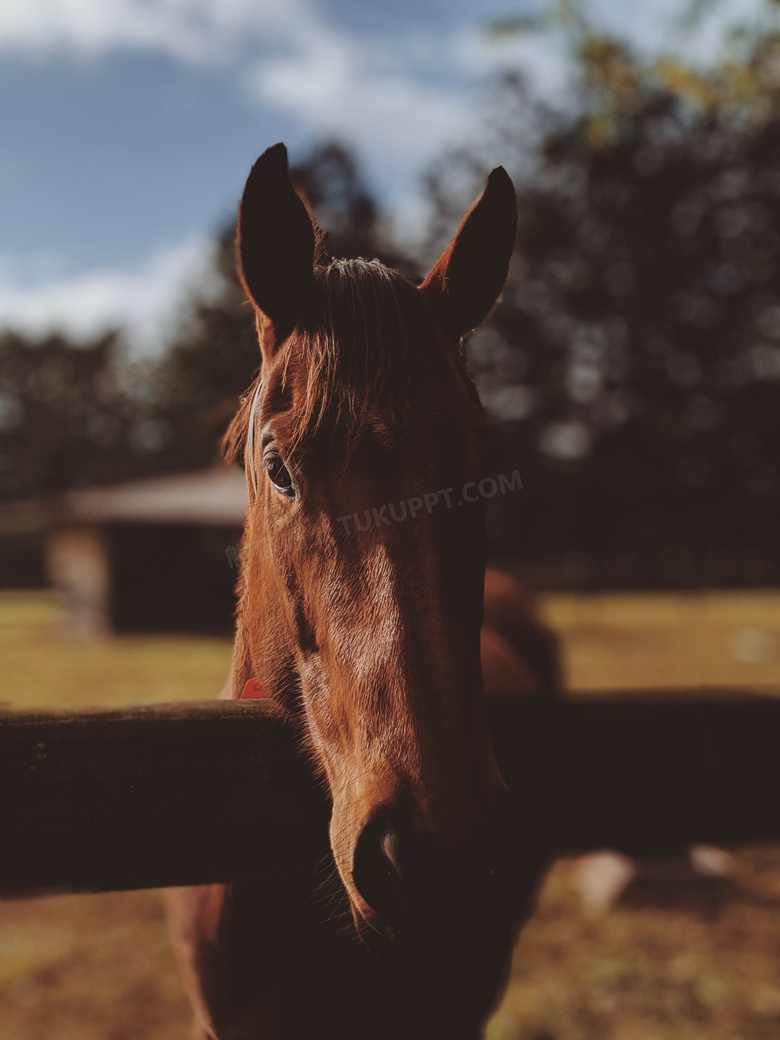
[168,143,550,1040]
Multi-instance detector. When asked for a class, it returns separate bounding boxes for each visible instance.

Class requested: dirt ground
[2,588,780,1040]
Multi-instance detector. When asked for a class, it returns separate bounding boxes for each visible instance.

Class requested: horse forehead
[254,310,485,456]
[257,360,455,434]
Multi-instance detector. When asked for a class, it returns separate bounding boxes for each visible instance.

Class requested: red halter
[240,678,270,699]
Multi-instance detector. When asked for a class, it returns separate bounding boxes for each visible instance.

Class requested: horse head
[226,143,521,947]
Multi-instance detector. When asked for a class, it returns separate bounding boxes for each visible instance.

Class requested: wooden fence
[1,693,779,894]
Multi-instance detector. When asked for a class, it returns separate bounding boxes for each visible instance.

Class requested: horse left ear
[237,142,317,351]
[420,167,517,339]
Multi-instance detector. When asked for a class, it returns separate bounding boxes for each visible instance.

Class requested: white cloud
[0,236,217,352]
[0,0,307,62]
[453,20,574,93]
[0,0,481,193]
[248,26,473,187]
[7,0,752,208]
[0,0,487,343]
[0,0,767,91]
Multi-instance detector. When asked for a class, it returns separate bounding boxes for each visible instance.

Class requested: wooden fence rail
[1,693,779,895]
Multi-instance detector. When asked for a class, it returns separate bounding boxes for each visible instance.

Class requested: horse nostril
[351,813,406,928]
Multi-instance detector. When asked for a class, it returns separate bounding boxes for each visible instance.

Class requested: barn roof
[58,466,248,526]
[0,466,249,532]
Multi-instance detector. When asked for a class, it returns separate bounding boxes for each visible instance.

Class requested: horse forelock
[223,257,480,471]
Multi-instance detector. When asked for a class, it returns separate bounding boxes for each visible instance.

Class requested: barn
[6,465,247,637]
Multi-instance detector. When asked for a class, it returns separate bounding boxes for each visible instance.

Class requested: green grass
[487,851,780,1040]
[0,891,191,1040]
[0,589,233,708]
[543,589,780,693]
[2,588,780,1039]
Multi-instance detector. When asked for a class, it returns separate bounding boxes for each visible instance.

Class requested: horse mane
[223,257,476,467]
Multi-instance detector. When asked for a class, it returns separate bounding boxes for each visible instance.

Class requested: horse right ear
[237,143,317,352]
[420,166,517,340]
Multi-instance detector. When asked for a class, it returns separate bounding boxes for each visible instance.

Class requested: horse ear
[237,143,317,350]
[420,167,517,339]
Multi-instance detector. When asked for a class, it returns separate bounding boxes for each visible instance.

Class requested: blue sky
[0,0,764,349]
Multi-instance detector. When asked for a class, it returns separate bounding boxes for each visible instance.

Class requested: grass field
[2,587,780,1040]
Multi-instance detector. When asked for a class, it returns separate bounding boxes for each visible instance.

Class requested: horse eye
[265,454,296,497]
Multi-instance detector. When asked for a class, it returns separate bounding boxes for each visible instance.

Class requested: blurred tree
[0,331,162,503]
[430,6,780,585]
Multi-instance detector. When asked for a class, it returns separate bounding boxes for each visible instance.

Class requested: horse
[167,143,551,1040]
[482,568,560,698]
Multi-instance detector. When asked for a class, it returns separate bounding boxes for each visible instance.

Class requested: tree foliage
[432,15,780,585]
[0,332,135,502]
